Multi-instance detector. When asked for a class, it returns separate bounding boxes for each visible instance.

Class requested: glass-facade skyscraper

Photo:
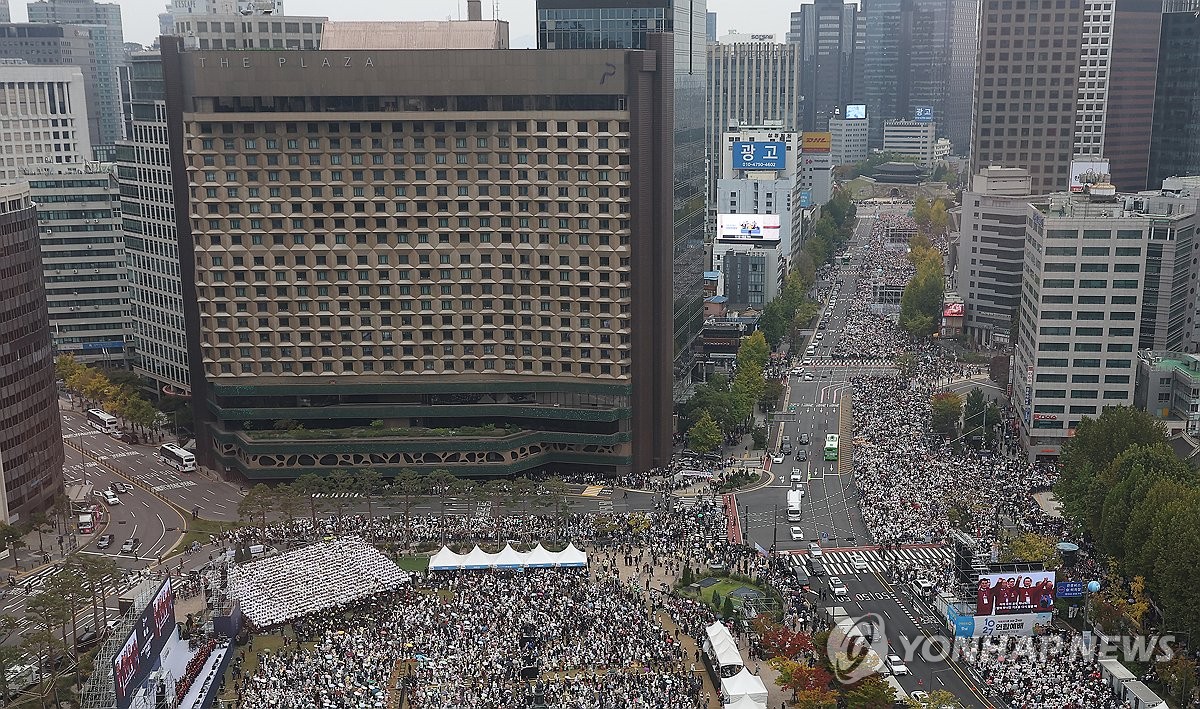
[537,0,707,401]
[1149,0,1200,189]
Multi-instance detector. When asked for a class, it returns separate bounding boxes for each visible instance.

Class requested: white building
[718,124,801,183]
[117,52,190,394]
[829,115,869,166]
[1073,0,1112,159]
[883,119,939,167]
[173,12,325,49]
[956,166,1034,348]
[1013,185,1200,460]
[716,177,794,257]
[25,163,131,364]
[0,62,92,182]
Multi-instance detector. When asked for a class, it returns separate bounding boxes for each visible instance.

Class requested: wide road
[739,209,999,707]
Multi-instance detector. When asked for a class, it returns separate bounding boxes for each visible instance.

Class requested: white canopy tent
[492,543,528,569]
[462,545,497,569]
[558,543,588,567]
[524,544,557,568]
[427,546,466,571]
[426,544,590,570]
[724,694,767,709]
[703,622,744,676]
[721,668,768,706]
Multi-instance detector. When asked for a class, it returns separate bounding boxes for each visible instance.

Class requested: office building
[117,52,191,395]
[705,40,803,200]
[537,0,707,399]
[883,119,939,167]
[172,13,325,49]
[26,163,130,364]
[861,0,951,147]
[1101,0,1161,192]
[956,166,1033,347]
[1013,185,1199,460]
[706,11,716,42]
[971,0,1084,193]
[322,16,509,50]
[0,24,112,153]
[716,178,794,255]
[160,40,677,480]
[0,182,64,523]
[0,62,91,181]
[0,1,8,22]
[789,0,861,131]
[715,247,782,310]
[717,125,801,182]
[797,132,834,209]
[1148,0,1200,191]
[26,0,125,149]
[1136,350,1200,436]
[830,113,869,166]
[945,0,977,156]
[1071,0,1113,161]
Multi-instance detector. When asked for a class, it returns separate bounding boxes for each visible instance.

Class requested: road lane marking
[150,480,196,493]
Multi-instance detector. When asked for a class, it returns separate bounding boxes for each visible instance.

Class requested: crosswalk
[789,546,951,577]
[802,358,897,369]
[20,564,119,594]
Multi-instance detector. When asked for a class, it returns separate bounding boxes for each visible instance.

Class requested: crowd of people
[963,635,1131,709]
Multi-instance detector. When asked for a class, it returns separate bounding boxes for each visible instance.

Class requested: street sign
[1057,581,1085,598]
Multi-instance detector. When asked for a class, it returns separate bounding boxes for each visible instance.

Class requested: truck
[76,513,94,535]
[786,489,804,521]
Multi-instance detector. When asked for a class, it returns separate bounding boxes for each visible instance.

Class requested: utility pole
[772,504,778,556]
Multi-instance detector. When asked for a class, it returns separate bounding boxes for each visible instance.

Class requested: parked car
[117,432,138,444]
[96,534,114,550]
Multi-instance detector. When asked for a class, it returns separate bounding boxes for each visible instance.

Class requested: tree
[292,473,328,526]
[1056,406,1166,524]
[0,523,25,571]
[389,468,425,549]
[736,330,770,373]
[352,468,384,519]
[1001,532,1060,567]
[426,469,457,539]
[899,247,944,337]
[1158,656,1197,706]
[1094,443,1196,558]
[795,687,841,709]
[962,387,989,447]
[27,513,50,555]
[913,197,932,227]
[65,554,117,637]
[326,468,356,525]
[844,674,897,708]
[687,412,723,453]
[237,483,275,539]
[753,617,813,660]
[930,392,963,439]
[908,689,964,709]
[721,595,736,619]
[759,379,786,413]
[767,656,833,700]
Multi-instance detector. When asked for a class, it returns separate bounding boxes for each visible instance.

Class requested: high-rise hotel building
[160,39,676,480]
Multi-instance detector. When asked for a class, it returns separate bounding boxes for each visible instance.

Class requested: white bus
[158,443,196,472]
[86,409,119,434]
[787,488,804,521]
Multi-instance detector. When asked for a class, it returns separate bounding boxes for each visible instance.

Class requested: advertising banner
[732,141,785,170]
[801,132,832,153]
[914,106,934,122]
[845,104,866,120]
[113,579,177,709]
[1070,159,1110,193]
[976,570,1055,616]
[952,612,1053,637]
[799,190,813,208]
[715,214,782,241]
[1023,366,1034,427]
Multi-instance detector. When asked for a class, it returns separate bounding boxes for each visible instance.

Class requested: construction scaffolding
[79,575,164,709]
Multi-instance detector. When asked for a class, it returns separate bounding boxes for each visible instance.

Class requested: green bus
[824,434,840,461]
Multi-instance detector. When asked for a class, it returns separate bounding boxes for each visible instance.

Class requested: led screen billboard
[845,104,866,120]
[715,214,782,241]
[732,141,785,170]
[975,570,1055,616]
[112,578,176,709]
[1069,159,1110,193]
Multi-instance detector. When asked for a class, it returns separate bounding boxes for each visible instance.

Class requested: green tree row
[55,355,192,437]
[682,331,771,453]
[1055,407,1200,638]
[899,233,945,337]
